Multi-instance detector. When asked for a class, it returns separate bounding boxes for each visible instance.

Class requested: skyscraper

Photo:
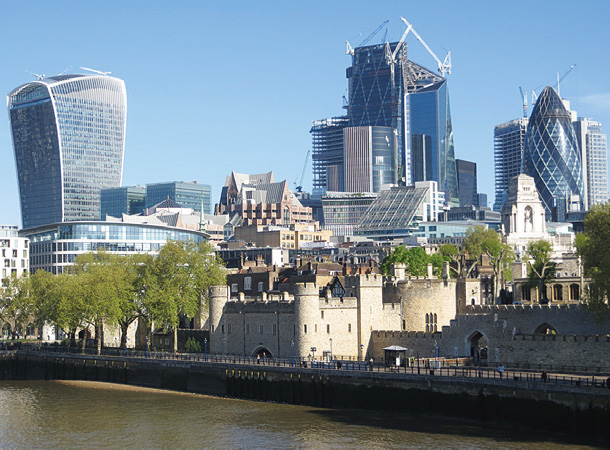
[573,118,609,209]
[7,74,127,229]
[522,87,584,221]
[456,159,477,207]
[100,186,146,219]
[493,118,528,211]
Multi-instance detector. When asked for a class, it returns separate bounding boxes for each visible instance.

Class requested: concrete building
[573,117,609,209]
[0,225,29,280]
[321,192,377,237]
[233,223,332,250]
[7,74,127,228]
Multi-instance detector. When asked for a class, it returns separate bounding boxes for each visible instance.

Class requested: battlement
[515,334,610,343]
[319,296,358,309]
[293,282,321,296]
[209,285,230,298]
[464,304,583,314]
[344,273,383,288]
[373,330,442,339]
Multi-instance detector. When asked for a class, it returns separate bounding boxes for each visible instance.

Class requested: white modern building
[0,225,29,280]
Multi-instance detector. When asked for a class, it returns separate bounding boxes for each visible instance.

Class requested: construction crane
[294,149,311,193]
[26,71,45,81]
[346,20,389,55]
[399,17,451,77]
[80,67,112,76]
[519,86,528,118]
[556,64,576,97]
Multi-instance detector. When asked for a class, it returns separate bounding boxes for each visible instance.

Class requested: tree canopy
[525,240,556,303]
[381,246,448,277]
[576,203,610,321]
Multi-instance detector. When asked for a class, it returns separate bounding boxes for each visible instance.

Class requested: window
[259,325,264,335]
[258,282,264,292]
[231,283,238,293]
[425,313,437,332]
[348,323,351,333]
[272,324,277,336]
[327,324,330,334]
[321,311,324,319]
[244,277,252,290]
[303,324,307,334]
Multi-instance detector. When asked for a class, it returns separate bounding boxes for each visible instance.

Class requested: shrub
[185,337,202,353]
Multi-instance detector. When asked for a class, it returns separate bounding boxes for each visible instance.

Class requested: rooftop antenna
[79,67,112,76]
[26,71,45,81]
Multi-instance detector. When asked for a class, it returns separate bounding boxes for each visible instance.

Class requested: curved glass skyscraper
[7,74,127,229]
[522,86,583,221]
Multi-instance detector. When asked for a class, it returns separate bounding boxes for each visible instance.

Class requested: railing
[5,342,610,391]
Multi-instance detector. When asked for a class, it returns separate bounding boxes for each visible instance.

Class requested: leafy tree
[144,241,225,352]
[576,203,610,321]
[525,240,556,303]
[0,273,32,339]
[381,246,449,278]
[464,226,514,303]
[438,243,476,278]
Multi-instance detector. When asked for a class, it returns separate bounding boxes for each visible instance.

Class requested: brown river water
[0,380,600,449]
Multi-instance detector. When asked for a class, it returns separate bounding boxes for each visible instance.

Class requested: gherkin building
[522,86,584,221]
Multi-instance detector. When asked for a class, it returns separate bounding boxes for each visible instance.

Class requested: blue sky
[1,0,609,226]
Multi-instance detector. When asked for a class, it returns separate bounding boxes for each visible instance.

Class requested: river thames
[0,380,599,449]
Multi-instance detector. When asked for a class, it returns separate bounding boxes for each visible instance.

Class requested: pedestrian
[541,371,547,382]
[369,358,374,371]
[498,365,505,379]
[257,354,260,364]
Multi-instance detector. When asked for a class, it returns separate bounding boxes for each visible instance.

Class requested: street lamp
[360,344,364,364]
[329,338,333,362]
[291,340,295,367]
[145,336,149,359]
[204,337,208,362]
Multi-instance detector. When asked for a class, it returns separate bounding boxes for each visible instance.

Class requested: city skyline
[1,1,609,226]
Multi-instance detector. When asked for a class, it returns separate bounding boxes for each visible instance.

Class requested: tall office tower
[573,118,609,209]
[145,181,211,215]
[7,74,127,229]
[456,159,478,207]
[344,126,397,193]
[405,66,458,204]
[311,117,348,195]
[522,87,584,221]
[100,186,146,219]
[493,118,528,211]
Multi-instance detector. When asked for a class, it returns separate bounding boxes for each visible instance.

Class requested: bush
[185,337,202,353]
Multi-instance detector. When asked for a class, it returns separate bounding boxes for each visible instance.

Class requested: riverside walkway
[5,342,610,392]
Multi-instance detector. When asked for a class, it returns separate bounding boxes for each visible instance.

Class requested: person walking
[498,365,505,379]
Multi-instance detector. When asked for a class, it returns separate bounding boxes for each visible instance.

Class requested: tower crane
[519,86,528,118]
[26,71,45,81]
[80,67,112,76]
[556,64,576,97]
[398,17,451,77]
[346,20,390,55]
[294,149,311,193]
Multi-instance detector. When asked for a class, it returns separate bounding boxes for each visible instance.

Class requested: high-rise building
[7,74,127,229]
[522,87,584,221]
[100,186,146,219]
[573,118,609,209]
[456,159,478,207]
[493,118,528,212]
[146,181,211,215]
[312,38,458,202]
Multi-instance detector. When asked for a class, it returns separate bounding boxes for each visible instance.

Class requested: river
[0,380,599,449]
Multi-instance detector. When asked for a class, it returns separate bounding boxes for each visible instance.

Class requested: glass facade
[407,80,458,204]
[100,186,146,218]
[493,118,528,211]
[321,192,377,236]
[456,159,477,207]
[522,87,584,221]
[146,181,211,214]
[21,221,207,274]
[8,75,127,229]
[573,118,608,209]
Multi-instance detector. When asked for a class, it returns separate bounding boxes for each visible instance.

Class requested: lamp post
[360,344,364,364]
[291,340,295,367]
[329,338,333,362]
[204,337,208,362]
[145,336,149,359]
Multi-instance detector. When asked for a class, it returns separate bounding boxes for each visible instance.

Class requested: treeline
[0,241,226,353]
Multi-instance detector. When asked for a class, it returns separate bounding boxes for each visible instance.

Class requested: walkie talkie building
[7,74,127,229]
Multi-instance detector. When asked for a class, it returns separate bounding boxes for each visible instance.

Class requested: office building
[522,87,584,221]
[456,159,478,207]
[321,192,377,236]
[311,117,348,195]
[573,118,609,208]
[146,181,211,215]
[7,74,127,228]
[493,118,528,212]
[21,221,207,275]
[101,186,146,219]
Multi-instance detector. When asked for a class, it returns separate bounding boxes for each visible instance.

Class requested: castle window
[321,311,324,319]
[348,323,351,333]
[304,324,307,334]
[259,325,264,335]
[231,283,238,293]
[211,325,214,333]
[258,282,264,292]
[522,286,531,301]
[570,284,580,301]
[553,285,563,302]
[221,324,225,334]
[327,324,330,334]
[244,277,252,291]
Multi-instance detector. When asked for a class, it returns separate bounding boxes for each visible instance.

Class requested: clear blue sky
[1,0,609,227]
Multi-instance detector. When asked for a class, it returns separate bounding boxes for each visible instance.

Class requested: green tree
[525,240,556,303]
[438,243,476,278]
[464,226,514,302]
[0,272,32,339]
[381,246,449,277]
[144,241,225,352]
[576,203,610,321]
[28,269,57,338]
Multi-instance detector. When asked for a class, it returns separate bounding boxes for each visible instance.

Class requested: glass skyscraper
[145,181,211,215]
[7,74,127,229]
[493,118,528,211]
[456,159,477,207]
[100,186,146,219]
[573,118,608,209]
[522,87,584,221]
